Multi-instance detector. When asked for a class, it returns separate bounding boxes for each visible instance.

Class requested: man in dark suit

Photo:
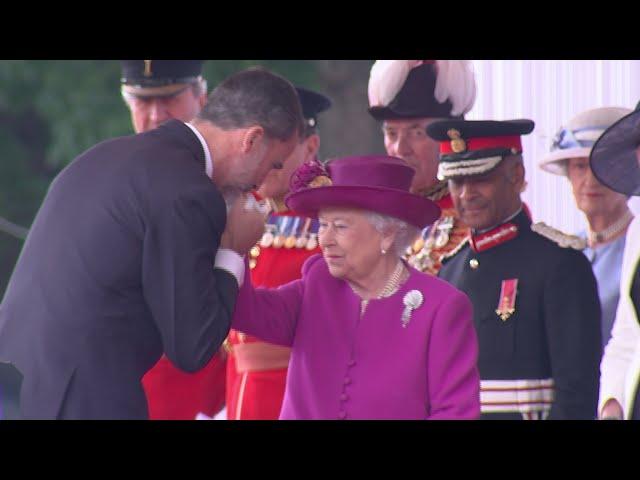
[430,118,602,420]
[0,67,304,419]
[120,60,228,421]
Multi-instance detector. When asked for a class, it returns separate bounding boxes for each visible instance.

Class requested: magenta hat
[285,155,441,229]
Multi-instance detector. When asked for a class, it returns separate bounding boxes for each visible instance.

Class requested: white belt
[481,379,554,418]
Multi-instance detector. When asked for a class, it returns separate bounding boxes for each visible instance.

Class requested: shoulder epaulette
[530,222,587,250]
[439,236,470,263]
[420,180,449,202]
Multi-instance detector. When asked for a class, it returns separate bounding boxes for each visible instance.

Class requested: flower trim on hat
[289,160,332,194]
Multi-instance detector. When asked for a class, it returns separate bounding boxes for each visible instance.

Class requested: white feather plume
[368,60,414,107]
[433,60,477,116]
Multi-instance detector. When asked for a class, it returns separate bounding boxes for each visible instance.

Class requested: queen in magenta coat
[232,155,480,419]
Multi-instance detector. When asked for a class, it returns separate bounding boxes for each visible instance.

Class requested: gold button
[469,258,479,269]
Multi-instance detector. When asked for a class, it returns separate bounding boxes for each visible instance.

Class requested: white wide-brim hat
[539,106,632,176]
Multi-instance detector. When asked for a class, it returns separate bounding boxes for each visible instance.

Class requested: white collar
[184,122,213,179]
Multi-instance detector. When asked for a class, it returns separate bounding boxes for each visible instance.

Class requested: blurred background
[1,60,640,297]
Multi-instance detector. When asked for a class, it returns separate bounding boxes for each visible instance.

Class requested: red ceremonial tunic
[142,351,226,420]
[226,210,321,420]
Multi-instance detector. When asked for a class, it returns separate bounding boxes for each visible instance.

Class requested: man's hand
[599,398,624,420]
[221,193,269,255]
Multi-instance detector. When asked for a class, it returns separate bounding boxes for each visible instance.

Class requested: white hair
[364,212,421,258]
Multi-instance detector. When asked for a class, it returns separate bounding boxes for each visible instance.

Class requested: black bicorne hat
[368,63,454,120]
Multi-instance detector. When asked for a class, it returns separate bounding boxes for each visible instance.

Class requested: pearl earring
[381,248,387,255]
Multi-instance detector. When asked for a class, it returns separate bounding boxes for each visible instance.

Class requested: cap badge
[144,60,153,77]
[447,129,466,153]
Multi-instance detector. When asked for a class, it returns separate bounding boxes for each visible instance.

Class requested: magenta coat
[232,255,480,420]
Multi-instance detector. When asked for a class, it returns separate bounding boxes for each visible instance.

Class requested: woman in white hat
[539,106,634,350]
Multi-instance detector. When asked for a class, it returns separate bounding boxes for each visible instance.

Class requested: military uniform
[430,118,602,419]
[367,60,477,276]
[405,181,468,275]
[439,210,601,419]
[225,87,331,420]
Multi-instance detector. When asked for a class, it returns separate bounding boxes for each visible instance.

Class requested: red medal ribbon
[496,278,518,321]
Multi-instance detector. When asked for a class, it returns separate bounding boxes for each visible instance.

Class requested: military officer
[225,87,332,420]
[367,60,477,274]
[120,60,226,420]
[120,59,208,134]
[431,118,602,420]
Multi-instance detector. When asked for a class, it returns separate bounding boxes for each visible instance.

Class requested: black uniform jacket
[0,120,238,419]
[439,210,602,420]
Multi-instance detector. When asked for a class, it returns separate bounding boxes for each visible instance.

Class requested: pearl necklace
[355,261,407,316]
[588,210,634,246]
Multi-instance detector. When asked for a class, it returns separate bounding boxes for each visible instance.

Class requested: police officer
[120,59,208,133]
[120,60,226,420]
[430,118,602,420]
[367,60,476,274]
[225,87,331,420]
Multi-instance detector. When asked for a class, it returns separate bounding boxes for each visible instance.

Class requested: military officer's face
[448,158,525,230]
[125,86,206,133]
[258,133,320,201]
[318,208,394,282]
[383,118,441,193]
[566,157,628,218]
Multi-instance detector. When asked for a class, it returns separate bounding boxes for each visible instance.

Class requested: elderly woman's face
[566,157,628,218]
[318,208,387,281]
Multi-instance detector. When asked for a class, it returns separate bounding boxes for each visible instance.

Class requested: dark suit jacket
[0,120,238,419]
[439,210,602,420]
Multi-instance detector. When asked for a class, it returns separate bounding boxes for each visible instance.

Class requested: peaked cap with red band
[426,119,535,180]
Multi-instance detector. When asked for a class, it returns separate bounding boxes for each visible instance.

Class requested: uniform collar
[418,180,449,202]
[469,208,529,253]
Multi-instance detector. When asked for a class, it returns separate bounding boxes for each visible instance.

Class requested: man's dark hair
[197,67,304,142]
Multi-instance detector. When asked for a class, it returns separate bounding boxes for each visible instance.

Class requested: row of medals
[249,217,319,269]
[406,216,455,271]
